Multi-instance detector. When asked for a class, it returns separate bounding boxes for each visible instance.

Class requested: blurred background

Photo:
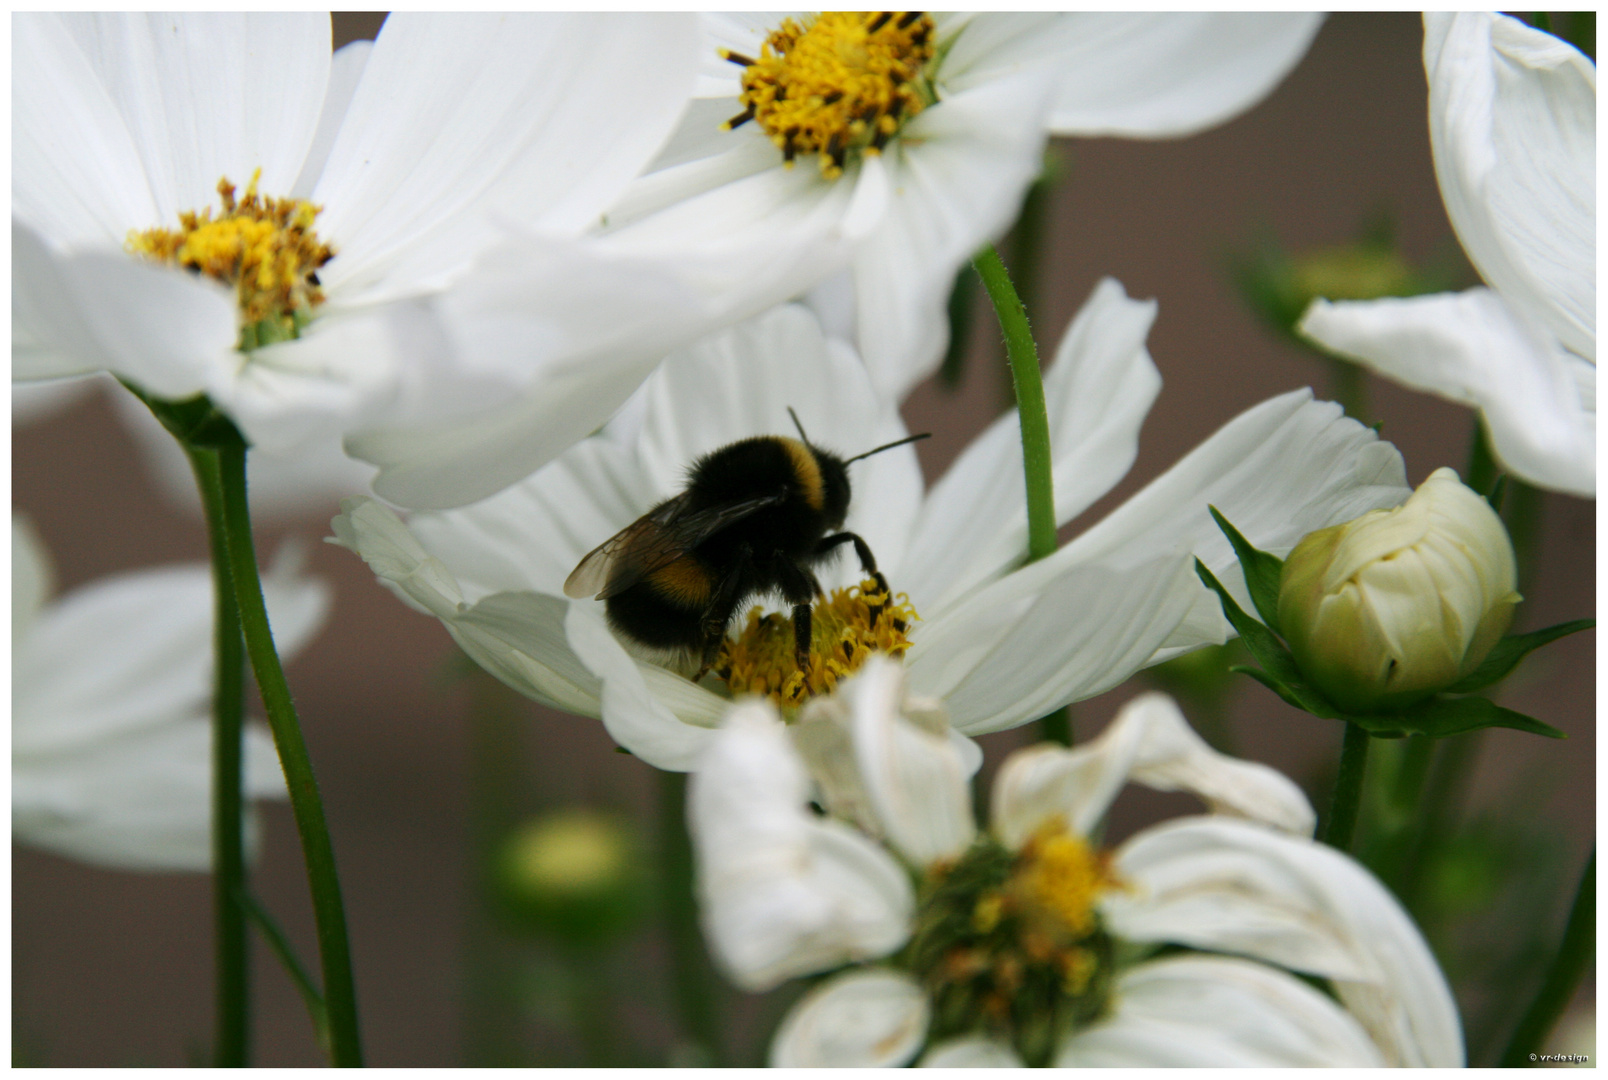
[12,12,1594,1067]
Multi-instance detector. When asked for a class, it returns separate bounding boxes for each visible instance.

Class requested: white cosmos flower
[12,514,329,872]
[691,664,1463,1067]
[13,12,714,483]
[331,283,1408,771]
[604,12,1324,401]
[1299,13,1595,497]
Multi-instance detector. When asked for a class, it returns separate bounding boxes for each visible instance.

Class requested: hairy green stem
[658,770,723,1066]
[1322,723,1370,851]
[187,445,250,1067]
[216,441,363,1066]
[1499,848,1595,1066]
[238,890,330,1053]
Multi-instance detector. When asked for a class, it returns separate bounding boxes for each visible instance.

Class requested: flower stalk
[658,770,724,1066]
[1322,722,1370,851]
[1499,848,1595,1066]
[215,439,364,1067]
[185,444,250,1066]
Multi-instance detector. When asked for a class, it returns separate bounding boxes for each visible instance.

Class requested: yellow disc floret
[126,170,333,350]
[721,12,938,179]
[1010,819,1120,941]
[716,576,917,709]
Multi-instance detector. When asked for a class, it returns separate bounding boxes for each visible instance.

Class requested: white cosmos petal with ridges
[1055,955,1383,1066]
[1105,816,1464,1066]
[919,1036,1025,1067]
[768,967,929,1068]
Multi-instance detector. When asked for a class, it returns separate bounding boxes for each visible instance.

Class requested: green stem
[216,441,363,1067]
[562,946,618,1067]
[238,890,330,1054]
[1322,723,1370,851]
[187,445,250,1067]
[974,244,1064,745]
[1368,735,1436,895]
[658,770,722,1066]
[1465,418,1499,497]
[1325,356,1369,424]
[1399,730,1484,912]
[1499,848,1595,1066]
[1502,478,1545,595]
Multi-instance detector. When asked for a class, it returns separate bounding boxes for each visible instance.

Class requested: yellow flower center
[912,819,1122,1066]
[126,170,333,350]
[720,12,938,179]
[715,576,918,709]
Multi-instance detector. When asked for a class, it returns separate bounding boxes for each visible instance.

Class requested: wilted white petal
[1425,12,1594,361]
[845,657,973,864]
[1055,954,1382,1066]
[992,693,1314,851]
[1301,289,1594,497]
[919,1035,1025,1067]
[693,703,911,990]
[769,967,929,1068]
[1106,817,1464,1067]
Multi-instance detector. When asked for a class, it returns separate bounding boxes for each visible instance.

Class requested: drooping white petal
[12,514,55,642]
[992,693,1314,851]
[1301,289,1594,497]
[692,702,912,990]
[13,220,236,398]
[315,14,698,304]
[919,1035,1025,1067]
[849,67,1058,400]
[55,13,330,225]
[898,278,1161,612]
[1042,14,1324,138]
[1425,12,1594,362]
[1055,954,1383,1067]
[1105,817,1464,1067]
[843,657,974,865]
[906,553,1200,737]
[13,717,285,873]
[768,968,929,1068]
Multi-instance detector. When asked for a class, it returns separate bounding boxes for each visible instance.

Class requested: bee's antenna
[787,406,811,444]
[845,431,932,465]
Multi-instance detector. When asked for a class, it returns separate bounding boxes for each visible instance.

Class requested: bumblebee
[564,411,928,678]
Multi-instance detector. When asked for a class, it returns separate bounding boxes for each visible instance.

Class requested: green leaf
[1350,696,1566,740]
[1207,506,1286,634]
[1194,559,1342,719]
[1231,665,1335,717]
[1445,619,1596,694]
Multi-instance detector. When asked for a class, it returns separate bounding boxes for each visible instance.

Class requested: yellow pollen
[720,12,938,180]
[715,577,918,709]
[1011,820,1120,940]
[126,170,333,349]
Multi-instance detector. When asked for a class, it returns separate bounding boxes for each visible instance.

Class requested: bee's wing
[562,490,787,601]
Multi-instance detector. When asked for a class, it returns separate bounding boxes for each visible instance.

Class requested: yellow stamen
[722,12,937,180]
[126,170,332,349]
[716,577,918,709]
[1011,819,1121,939]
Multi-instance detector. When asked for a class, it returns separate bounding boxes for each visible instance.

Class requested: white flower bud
[1277,467,1520,713]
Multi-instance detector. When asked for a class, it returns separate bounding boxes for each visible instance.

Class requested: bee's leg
[775,561,825,673]
[816,531,889,622]
[693,544,753,682]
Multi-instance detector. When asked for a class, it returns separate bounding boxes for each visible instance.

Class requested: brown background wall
[13,13,1594,1066]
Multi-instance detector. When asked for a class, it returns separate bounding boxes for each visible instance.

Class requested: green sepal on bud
[494,810,649,947]
[1195,478,1590,740]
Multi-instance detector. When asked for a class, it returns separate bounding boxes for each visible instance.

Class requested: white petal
[316,14,698,301]
[12,513,55,642]
[845,657,974,865]
[13,716,284,873]
[56,13,329,224]
[900,278,1161,614]
[564,602,721,771]
[13,219,236,398]
[292,38,373,199]
[11,373,104,426]
[992,693,1313,851]
[906,553,1199,737]
[1425,13,1594,361]
[1106,817,1465,1067]
[850,68,1057,400]
[1056,954,1382,1067]
[1045,14,1324,138]
[1301,290,1594,497]
[768,968,929,1068]
[919,1035,1025,1067]
[692,702,912,990]
[328,496,465,619]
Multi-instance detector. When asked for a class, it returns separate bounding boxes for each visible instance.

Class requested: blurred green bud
[496,810,648,946]
[1290,243,1419,304]
[1277,468,1521,713]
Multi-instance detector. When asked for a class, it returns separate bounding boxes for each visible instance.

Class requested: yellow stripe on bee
[648,556,713,606]
[781,437,824,510]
